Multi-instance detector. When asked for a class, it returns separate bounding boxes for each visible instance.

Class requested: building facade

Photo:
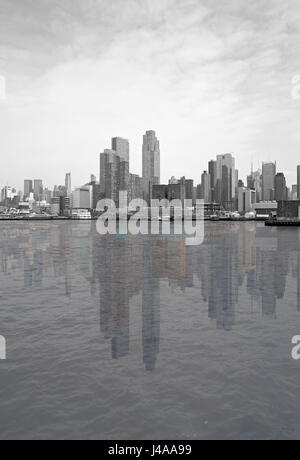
[275,173,288,202]
[238,187,256,214]
[24,180,33,198]
[216,154,236,209]
[142,131,160,204]
[65,173,72,197]
[72,187,91,209]
[262,162,276,201]
[100,138,130,206]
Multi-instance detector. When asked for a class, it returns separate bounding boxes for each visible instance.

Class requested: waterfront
[0,222,300,440]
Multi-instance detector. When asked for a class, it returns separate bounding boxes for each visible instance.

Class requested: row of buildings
[1,131,300,216]
[99,131,160,206]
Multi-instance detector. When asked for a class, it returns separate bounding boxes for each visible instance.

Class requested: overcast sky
[0,0,299,190]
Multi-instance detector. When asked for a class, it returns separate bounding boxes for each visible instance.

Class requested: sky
[0,0,300,191]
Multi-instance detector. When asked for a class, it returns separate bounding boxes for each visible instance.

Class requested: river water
[0,221,299,440]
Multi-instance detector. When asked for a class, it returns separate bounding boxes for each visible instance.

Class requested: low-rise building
[277,200,300,219]
[72,187,91,209]
[152,184,185,202]
[254,201,278,217]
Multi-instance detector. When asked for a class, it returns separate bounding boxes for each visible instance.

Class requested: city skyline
[0,0,300,190]
[1,132,299,221]
[0,132,299,195]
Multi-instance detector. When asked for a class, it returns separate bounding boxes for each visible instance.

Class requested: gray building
[100,138,130,206]
[152,184,185,202]
[142,131,160,204]
[208,160,217,201]
[65,173,72,197]
[277,201,300,218]
[24,180,33,198]
[262,162,276,201]
[275,173,288,202]
[185,179,194,201]
[297,165,300,199]
[216,154,236,210]
[112,137,130,197]
[34,180,43,201]
[201,170,211,203]
[129,174,143,201]
[100,149,120,204]
[112,137,129,163]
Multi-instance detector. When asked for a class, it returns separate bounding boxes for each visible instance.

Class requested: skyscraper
[238,187,256,214]
[112,137,130,196]
[100,149,120,204]
[249,169,262,202]
[33,180,43,201]
[297,165,300,199]
[65,173,72,197]
[112,137,129,163]
[129,174,143,201]
[208,160,217,202]
[100,138,130,206]
[275,173,288,202]
[201,171,211,203]
[216,154,236,209]
[142,131,160,204]
[24,180,33,198]
[262,162,276,201]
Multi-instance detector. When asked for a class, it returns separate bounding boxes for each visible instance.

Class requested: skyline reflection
[0,222,300,370]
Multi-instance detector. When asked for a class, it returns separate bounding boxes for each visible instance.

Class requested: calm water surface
[0,221,300,440]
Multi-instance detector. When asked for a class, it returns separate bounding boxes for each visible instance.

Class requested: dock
[265,219,300,227]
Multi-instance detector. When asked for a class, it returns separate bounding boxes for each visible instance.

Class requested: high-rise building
[275,173,288,202]
[129,174,143,202]
[292,184,298,201]
[142,131,160,204]
[53,185,67,198]
[100,149,120,204]
[247,169,262,202]
[65,173,72,197]
[185,179,194,203]
[216,154,236,209]
[33,180,43,201]
[255,171,262,201]
[112,137,130,196]
[208,161,217,201]
[247,175,255,189]
[24,180,33,198]
[297,166,300,199]
[262,162,276,201]
[112,137,129,163]
[238,187,256,214]
[201,171,211,203]
[100,138,130,206]
[179,177,194,202]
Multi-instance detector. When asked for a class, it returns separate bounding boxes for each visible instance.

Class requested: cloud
[0,0,300,189]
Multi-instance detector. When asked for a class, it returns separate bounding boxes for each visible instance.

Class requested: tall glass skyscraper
[275,172,288,201]
[216,153,236,209]
[65,173,72,197]
[297,165,300,199]
[24,180,33,198]
[142,131,160,204]
[262,162,276,201]
[100,137,130,206]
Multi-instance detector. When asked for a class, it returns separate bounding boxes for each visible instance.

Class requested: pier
[265,219,300,227]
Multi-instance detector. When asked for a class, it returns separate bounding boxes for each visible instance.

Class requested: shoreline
[0,216,269,223]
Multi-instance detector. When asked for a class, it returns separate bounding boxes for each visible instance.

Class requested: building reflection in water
[1,223,300,369]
